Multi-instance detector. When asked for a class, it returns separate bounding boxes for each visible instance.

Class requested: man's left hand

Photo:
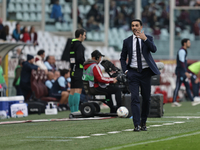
[135,31,147,41]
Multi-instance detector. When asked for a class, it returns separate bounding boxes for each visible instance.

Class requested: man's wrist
[144,37,147,41]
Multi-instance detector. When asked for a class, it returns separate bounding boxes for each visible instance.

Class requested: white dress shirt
[130,34,149,69]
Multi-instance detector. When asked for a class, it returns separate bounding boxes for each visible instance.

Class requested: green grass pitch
[1,101,200,150]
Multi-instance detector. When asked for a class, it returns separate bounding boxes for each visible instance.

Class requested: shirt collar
[133,34,137,39]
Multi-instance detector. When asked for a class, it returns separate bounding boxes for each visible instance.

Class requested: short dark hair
[45,55,49,61]
[75,29,86,38]
[131,19,143,26]
[181,38,190,46]
[37,49,45,56]
[60,69,69,76]
[16,22,20,27]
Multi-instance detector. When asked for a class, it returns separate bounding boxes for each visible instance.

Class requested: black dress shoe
[133,125,140,132]
[140,122,147,131]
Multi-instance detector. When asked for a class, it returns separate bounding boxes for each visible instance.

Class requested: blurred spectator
[109,0,118,28]
[29,26,38,46]
[11,48,24,59]
[50,69,70,108]
[0,18,4,34]
[142,6,149,24]
[13,59,24,96]
[0,25,10,41]
[34,50,48,73]
[194,18,200,40]
[20,54,39,100]
[21,26,31,43]
[114,12,128,30]
[54,70,60,80]
[87,3,103,24]
[86,16,100,31]
[50,0,64,22]
[44,55,56,72]
[153,24,161,39]
[0,56,7,96]
[45,71,55,95]
[12,22,21,42]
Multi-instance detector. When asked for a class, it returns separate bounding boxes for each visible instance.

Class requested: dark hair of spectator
[75,29,86,38]
[18,59,24,65]
[37,49,45,56]
[4,25,9,35]
[22,26,27,34]
[29,26,34,34]
[16,22,20,27]
[45,55,49,61]
[181,38,190,46]
[131,19,143,26]
[60,69,69,76]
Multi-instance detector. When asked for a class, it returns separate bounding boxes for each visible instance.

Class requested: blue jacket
[12,29,21,41]
[120,35,160,76]
[50,76,68,94]
[50,4,62,19]
[175,48,187,77]
[20,61,38,85]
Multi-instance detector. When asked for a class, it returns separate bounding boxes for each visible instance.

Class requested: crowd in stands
[0,20,38,44]
[11,49,70,111]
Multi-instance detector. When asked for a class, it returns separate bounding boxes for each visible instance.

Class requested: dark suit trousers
[127,67,152,126]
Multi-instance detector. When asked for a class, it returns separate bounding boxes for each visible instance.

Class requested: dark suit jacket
[120,35,160,76]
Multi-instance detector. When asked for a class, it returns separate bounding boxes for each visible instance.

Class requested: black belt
[130,67,149,72]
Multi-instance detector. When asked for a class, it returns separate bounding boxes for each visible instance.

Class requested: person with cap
[82,50,121,113]
[20,54,39,100]
[68,29,86,112]
[13,58,24,95]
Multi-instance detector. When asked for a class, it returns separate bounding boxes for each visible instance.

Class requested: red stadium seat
[31,70,59,102]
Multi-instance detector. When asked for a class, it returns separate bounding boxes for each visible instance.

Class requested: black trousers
[127,67,153,127]
[173,75,193,102]
[96,85,122,112]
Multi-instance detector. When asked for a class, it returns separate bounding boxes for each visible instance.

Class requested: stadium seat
[63,4,71,13]
[85,5,91,14]
[16,12,23,20]
[30,13,37,21]
[31,70,59,102]
[45,5,51,13]
[8,3,15,12]
[55,22,62,31]
[62,23,70,31]
[36,4,42,12]
[59,0,65,5]
[45,0,50,4]
[23,13,30,21]
[22,4,29,12]
[29,4,36,12]
[23,0,29,3]
[93,32,100,41]
[15,3,22,12]
[86,32,93,40]
[36,13,42,21]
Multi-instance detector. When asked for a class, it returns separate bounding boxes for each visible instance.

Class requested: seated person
[54,70,60,80]
[50,69,70,110]
[34,50,48,73]
[44,55,56,72]
[83,50,121,113]
[45,71,55,95]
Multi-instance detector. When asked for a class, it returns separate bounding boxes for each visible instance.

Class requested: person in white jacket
[34,49,48,74]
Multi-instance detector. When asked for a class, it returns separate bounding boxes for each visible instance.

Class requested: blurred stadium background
[0,0,200,101]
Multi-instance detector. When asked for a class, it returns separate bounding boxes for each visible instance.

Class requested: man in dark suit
[120,19,160,131]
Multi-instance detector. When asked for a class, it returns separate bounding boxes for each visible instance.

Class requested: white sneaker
[171,102,182,107]
[194,97,200,102]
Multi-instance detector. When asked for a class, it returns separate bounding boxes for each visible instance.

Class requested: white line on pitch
[105,131,200,150]
[20,139,72,142]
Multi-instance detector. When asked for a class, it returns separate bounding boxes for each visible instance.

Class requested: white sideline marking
[149,125,163,127]
[105,131,200,150]
[123,129,133,132]
[162,123,174,125]
[174,122,185,124]
[91,134,107,136]
[107,131,121,134]
[75,136,90,139]
[164,116,200,119]
[26,136,74,139]
[21,139,71,142]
